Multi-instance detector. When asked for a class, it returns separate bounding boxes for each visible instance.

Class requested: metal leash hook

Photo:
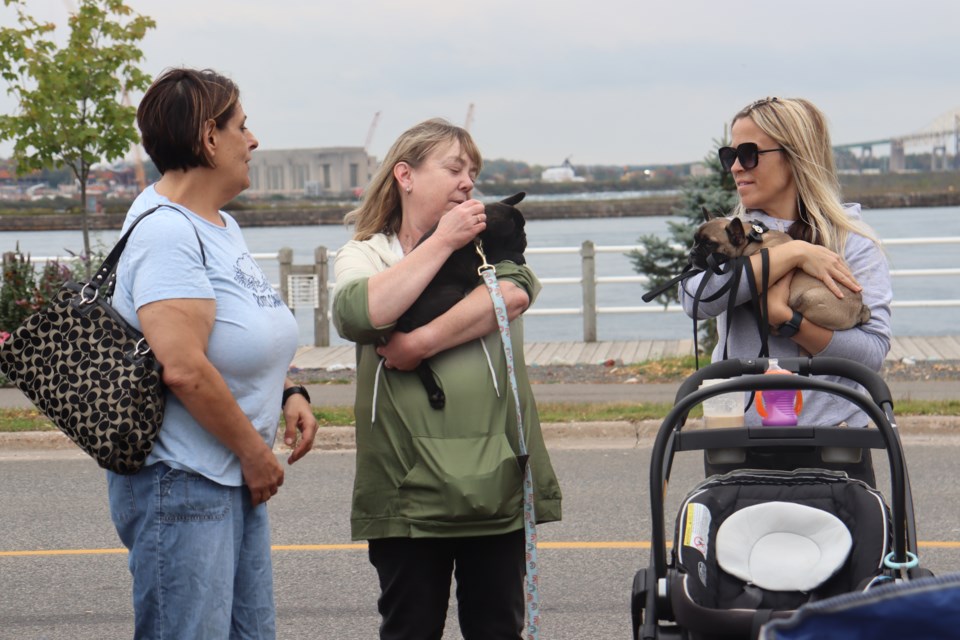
[475,239,496,275]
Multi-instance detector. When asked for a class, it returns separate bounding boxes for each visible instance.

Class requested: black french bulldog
[395,192,527,409]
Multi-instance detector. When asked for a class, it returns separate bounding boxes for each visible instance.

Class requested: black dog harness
[642,220,773,369]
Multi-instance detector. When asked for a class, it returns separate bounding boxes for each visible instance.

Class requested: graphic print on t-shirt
[234,253,285,308]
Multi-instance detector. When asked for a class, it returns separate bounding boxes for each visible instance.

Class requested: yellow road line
[5,540,960,557]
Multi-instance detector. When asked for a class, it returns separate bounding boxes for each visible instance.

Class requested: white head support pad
[716,501,853,592]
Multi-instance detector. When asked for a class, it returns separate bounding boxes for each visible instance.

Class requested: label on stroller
[683,502,711,559]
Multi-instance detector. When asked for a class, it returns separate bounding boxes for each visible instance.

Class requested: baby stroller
[631,356,930,640]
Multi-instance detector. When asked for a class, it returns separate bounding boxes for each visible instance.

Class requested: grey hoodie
[680,204,892,427]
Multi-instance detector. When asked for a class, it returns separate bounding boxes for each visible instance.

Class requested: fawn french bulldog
[690,211,870,333]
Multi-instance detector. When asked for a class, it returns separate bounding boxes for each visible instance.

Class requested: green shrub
[0,246,74,333]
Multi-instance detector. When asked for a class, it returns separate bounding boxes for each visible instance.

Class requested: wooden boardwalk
[292,335,960,370]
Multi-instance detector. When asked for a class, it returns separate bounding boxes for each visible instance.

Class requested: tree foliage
[0,0,154,263]
[629,138,739,354]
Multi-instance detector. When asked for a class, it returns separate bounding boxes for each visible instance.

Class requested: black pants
[367,530,525,640]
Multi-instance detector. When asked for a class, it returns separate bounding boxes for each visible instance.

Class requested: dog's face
[397,191,528,333]
[478,191,527,265]
[690,213,751,269]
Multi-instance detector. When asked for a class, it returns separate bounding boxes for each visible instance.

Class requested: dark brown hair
[137,68,240,174]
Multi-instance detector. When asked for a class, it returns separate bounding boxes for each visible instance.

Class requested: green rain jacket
[333,234,562,540]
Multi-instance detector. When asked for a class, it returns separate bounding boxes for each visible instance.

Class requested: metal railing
[23,236,960,346]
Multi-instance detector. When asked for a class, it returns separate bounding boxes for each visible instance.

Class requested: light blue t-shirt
[113,185,298,485]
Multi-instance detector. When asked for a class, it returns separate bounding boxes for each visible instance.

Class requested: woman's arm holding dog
[809,236,892,368]
[751,241,861,298]
[377,264,538,371]
[367,200,485,326]
[680,239,860,320]
[765,272,834,354]
[765,236,891,365]
[377,282,528,370]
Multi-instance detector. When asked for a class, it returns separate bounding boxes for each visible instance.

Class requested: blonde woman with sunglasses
[681,97,891,433]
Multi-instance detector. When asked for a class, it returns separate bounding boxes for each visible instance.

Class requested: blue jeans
[108,463,275,640]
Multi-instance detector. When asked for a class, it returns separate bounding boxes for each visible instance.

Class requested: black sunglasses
[718,143,786,172]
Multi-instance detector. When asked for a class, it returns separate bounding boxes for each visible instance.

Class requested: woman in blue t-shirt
[107,67,317,639]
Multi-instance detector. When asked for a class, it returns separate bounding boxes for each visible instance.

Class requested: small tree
[0,0,154,265]
[629,137,739,356]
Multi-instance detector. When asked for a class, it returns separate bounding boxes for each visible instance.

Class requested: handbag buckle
[79,283,99,305]
[134,338,152,357]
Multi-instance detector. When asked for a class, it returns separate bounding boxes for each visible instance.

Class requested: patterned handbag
[0,205,203,474]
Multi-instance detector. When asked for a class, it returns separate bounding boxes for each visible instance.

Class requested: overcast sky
[3,0,960,167]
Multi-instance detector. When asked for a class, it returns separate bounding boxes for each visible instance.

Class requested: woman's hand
[237,443,285,506]
[789,240,861,298]
[282,394,318,465]
[377,330,425,371]
[430,199,486,250]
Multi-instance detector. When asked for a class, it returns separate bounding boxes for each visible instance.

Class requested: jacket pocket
[397,434,522,522]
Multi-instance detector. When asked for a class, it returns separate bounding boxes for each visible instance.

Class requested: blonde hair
[730,97,877,253]
[345,118,482,241]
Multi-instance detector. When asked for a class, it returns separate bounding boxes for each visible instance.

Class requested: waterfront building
[247,147,378,197]
[541,157,586,183]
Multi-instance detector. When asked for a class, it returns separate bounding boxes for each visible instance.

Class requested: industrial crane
[364,111,381,153]
[122,88,147,192]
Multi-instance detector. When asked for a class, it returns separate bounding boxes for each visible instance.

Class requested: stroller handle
[674,356,894,412]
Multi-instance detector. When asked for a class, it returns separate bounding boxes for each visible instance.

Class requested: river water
[2,206,958,346]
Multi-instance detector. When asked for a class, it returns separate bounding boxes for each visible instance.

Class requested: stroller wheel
[631,569,648,640]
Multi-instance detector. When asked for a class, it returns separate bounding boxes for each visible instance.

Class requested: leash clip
[475,239,496,275]
[747,220,769,243]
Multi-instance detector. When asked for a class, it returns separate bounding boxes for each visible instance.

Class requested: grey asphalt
[3,439,960,638]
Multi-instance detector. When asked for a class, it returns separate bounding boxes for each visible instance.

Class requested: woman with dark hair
[333,118,561,640]
[107,67,317,639]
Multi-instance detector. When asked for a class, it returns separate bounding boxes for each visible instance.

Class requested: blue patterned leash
[476,240,541,639]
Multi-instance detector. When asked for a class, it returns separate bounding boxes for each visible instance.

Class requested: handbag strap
[90,204,207,295]
[475,242,541,640]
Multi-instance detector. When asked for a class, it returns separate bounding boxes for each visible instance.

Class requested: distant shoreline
[0,191,957,232]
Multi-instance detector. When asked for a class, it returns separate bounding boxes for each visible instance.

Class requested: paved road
[2,437,959,639]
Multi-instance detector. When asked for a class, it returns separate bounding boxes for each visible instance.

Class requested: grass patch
[893,399,960,416]
[614,355,705,383]
[311,407,355,426]
[536,402,689,423]
[0,408,57,432]
[0,399,957,434]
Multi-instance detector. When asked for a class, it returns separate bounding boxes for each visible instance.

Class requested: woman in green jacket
[332,118,561,640]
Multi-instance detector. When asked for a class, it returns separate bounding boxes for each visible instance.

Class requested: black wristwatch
[776,310,804,338]
[282,385,311,409]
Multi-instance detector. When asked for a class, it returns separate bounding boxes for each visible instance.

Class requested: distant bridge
[833,106,960,172]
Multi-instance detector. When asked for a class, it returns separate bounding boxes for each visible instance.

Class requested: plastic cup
[700,379,744,428]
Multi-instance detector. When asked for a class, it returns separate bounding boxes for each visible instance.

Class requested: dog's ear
[726,218,747,247]
[500,191,526,206]
[511,204,526,230]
